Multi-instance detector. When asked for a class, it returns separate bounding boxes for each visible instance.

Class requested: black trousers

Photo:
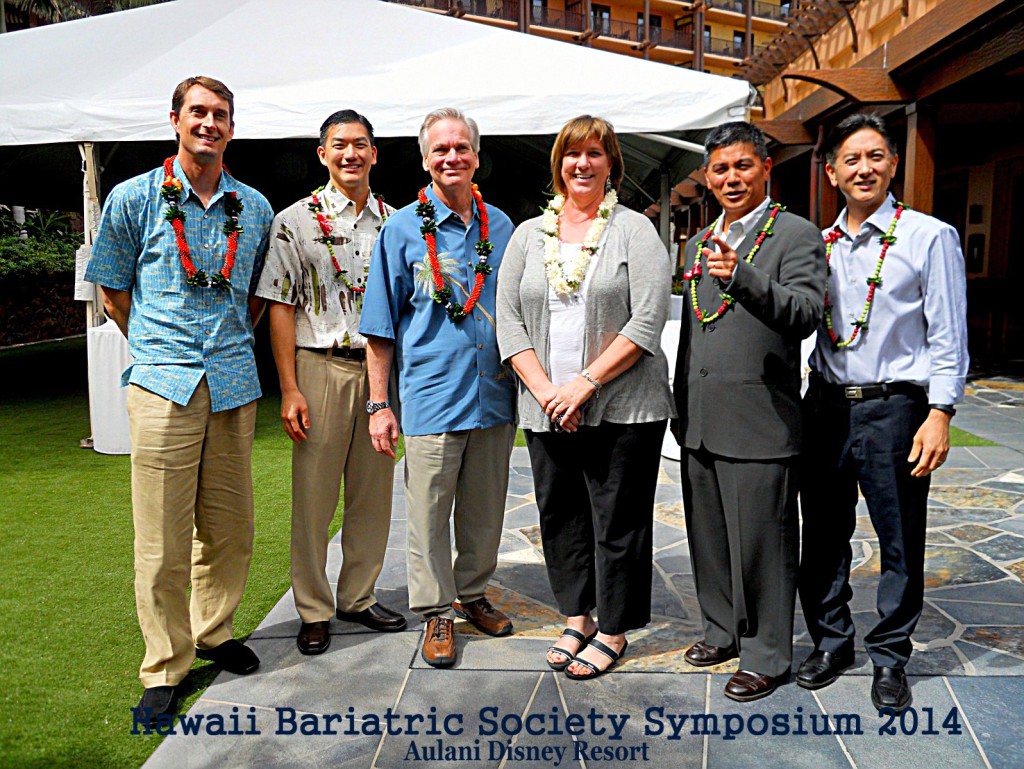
[799,381,931,668]
[526,421,666,635]
[683,447,799,678]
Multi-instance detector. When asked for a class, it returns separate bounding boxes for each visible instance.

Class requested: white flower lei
[541,189,617,296]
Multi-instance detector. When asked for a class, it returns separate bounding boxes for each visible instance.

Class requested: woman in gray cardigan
[496,115,675,679]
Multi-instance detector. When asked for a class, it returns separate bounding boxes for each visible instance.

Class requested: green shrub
[0,233,82,280]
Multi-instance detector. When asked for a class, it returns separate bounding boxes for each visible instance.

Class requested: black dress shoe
[297,621,332,655]
[195,639,260,675]
[684,640,738,667]
[336,602,408,632]
[796,648,855,690]
[724,670,778,702]
[871,666,911,711]
[135,685,177,727]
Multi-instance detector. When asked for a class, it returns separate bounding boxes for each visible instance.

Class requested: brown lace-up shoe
[452,598,513,637]
[421,616,456,667]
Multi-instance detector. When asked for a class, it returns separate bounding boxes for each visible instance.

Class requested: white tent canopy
[0,0,748,146]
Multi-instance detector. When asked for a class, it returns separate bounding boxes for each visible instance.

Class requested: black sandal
[546,628,597,671]
[564,638,628,680]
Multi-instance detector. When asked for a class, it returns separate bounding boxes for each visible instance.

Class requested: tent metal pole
[659,168,671,251]
[78,142,103,329]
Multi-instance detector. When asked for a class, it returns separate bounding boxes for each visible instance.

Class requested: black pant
[526,421,666,635]
[799,382,931,668]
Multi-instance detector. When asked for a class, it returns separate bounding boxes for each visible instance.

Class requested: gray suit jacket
[673,208,825,460]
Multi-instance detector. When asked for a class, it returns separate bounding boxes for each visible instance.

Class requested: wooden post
[903,103,936,214]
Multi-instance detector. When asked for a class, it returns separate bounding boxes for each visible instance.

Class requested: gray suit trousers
[682,447,798,678]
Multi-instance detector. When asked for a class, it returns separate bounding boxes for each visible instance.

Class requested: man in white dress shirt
[796,113,969,712]
[256,110,406,657]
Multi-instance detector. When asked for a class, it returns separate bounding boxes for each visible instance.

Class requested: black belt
[815,378,925,402]
[299,346,366,361]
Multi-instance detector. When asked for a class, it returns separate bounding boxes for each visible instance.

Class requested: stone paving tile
[202,634,418,715]
[964,447,1024,470]
[944,523,1004,542]
[251,585,417,641]
[854,544,1007,588]
[819,675,988,769]
[973,534,1024,562]
[654,541,691,575]
[961,627,1024,659]
[930,468,1003,486]
[992,517,1024,537]
[927,577,1024,603]
[944,447,987,468]
[930,598,1024,626]
[948,676,1024,769]
[704,675,850,769]
[143,701,381,769]
[376,669,542,768]
[653,519,687,549]
[924,506,1013,527]
[954,641,1024,674]
[930,486,1023,511]
[555,671,707,769]
[1007,560,1024,581]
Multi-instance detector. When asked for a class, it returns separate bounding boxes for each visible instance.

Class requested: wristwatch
[366,399,391,415]
[929,403,956,417]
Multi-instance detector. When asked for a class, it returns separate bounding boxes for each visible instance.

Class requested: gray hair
[823,113,898,166]
[418,108,481,158]
[703,121,769,167]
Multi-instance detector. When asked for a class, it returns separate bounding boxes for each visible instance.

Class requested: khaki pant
[403,424,514,618]
[126,379,256,687]
[291,349,394,622]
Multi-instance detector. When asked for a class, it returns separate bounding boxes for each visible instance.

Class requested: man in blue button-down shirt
[85,76,273,725]
[360,108,516,668]
[797,114,968,712]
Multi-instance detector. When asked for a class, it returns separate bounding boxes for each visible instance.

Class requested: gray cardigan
[496,205,676,432]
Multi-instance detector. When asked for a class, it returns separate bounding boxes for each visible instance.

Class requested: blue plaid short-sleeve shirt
[85,158,274,412]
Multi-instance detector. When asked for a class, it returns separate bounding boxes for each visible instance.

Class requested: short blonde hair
[549,115,624,197]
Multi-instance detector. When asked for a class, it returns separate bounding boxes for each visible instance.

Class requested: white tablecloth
[87,319,132,455]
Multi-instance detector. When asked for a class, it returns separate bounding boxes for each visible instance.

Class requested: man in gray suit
[673,121,825,701]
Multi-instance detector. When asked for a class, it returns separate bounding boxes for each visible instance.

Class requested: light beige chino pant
[127,378,256,688]
[290,349,394,622]
[403,424,514,618]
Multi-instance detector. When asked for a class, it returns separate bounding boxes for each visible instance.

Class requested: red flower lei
[308,187,388,293]
[160,157,243,289]
[416,184,493,322]
[684,203,784,327]
[823,202,905,349]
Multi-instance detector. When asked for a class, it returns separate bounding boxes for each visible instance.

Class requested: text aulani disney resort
[132,703,966,762]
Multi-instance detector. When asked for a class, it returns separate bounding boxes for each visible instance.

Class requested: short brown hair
[171,76,235,123]
[549,115,624,197]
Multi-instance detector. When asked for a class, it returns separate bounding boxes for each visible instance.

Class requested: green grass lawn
[0,387,303,768]
[950,425,999,447]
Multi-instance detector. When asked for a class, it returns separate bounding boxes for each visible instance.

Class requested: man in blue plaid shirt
[85,75,273,726]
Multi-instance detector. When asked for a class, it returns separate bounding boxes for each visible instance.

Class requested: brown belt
[299,346,366,361]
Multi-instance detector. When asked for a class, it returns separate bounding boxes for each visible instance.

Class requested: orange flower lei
[416,184,493,322]
[308,187,388,293]
[160,157,243,289]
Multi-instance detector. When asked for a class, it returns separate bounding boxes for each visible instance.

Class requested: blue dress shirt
[359,185,516,436]
[85,158,274,412]
[809,194,968,405]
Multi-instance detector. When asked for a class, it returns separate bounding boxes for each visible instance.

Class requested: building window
[531,0,547,24]
[592,3,611,35]
[733,29,745,55]
[637,12,661,42]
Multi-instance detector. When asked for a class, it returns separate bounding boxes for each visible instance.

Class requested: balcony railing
[386,0,519,22]
[708,0,794,21]
[530,7,586,33]
[704,35,746,58]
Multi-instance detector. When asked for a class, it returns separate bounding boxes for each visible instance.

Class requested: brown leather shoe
[421,616,456,667]
[336,602,408,633]
[452,598,513,637]
[684,640,738,667]
[724,670,778,702]
[297,621,331,656]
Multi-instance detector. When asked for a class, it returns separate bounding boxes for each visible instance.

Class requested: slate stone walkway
[144,379,1024,769]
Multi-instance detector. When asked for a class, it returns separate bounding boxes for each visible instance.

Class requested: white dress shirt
[809,194,968,405]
